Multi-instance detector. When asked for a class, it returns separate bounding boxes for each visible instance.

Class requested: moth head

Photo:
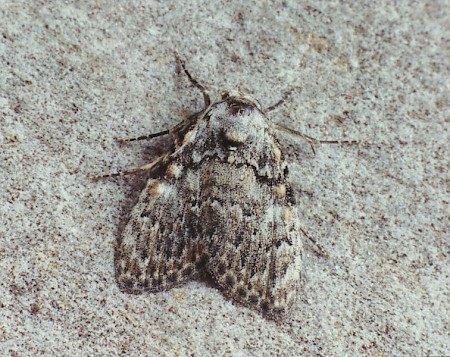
[214,92,267,147]
[221,91,263,115]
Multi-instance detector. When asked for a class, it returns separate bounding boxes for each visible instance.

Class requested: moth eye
[227,100,254,116]
[222,128,249,146]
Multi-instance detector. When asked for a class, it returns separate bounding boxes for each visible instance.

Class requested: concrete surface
[0,1,448,355]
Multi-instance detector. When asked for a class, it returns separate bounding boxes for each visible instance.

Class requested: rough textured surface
[0,1,448,355]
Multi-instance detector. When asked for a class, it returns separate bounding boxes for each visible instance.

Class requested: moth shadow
[113,137,171,250]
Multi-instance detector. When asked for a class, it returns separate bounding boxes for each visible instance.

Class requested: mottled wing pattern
[202,148,302,318]
[115,151,208,294]
[188,100,304,318]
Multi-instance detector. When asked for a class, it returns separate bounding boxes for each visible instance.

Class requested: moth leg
[114,129,170,143]
[275,124,359,145]
[175,52,211,108]
[274,124,359,155]
[265,99,285,112]
[299,227,329,259]
[90,155,165,180]
[266,89,295,112]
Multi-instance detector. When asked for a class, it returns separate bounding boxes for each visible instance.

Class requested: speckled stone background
[1,1,448,355]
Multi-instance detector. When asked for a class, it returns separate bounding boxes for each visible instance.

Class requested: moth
[110,55,306,319]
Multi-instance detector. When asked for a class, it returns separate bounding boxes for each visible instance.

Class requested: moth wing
[203,163,303,318]
[115,165,208,293]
